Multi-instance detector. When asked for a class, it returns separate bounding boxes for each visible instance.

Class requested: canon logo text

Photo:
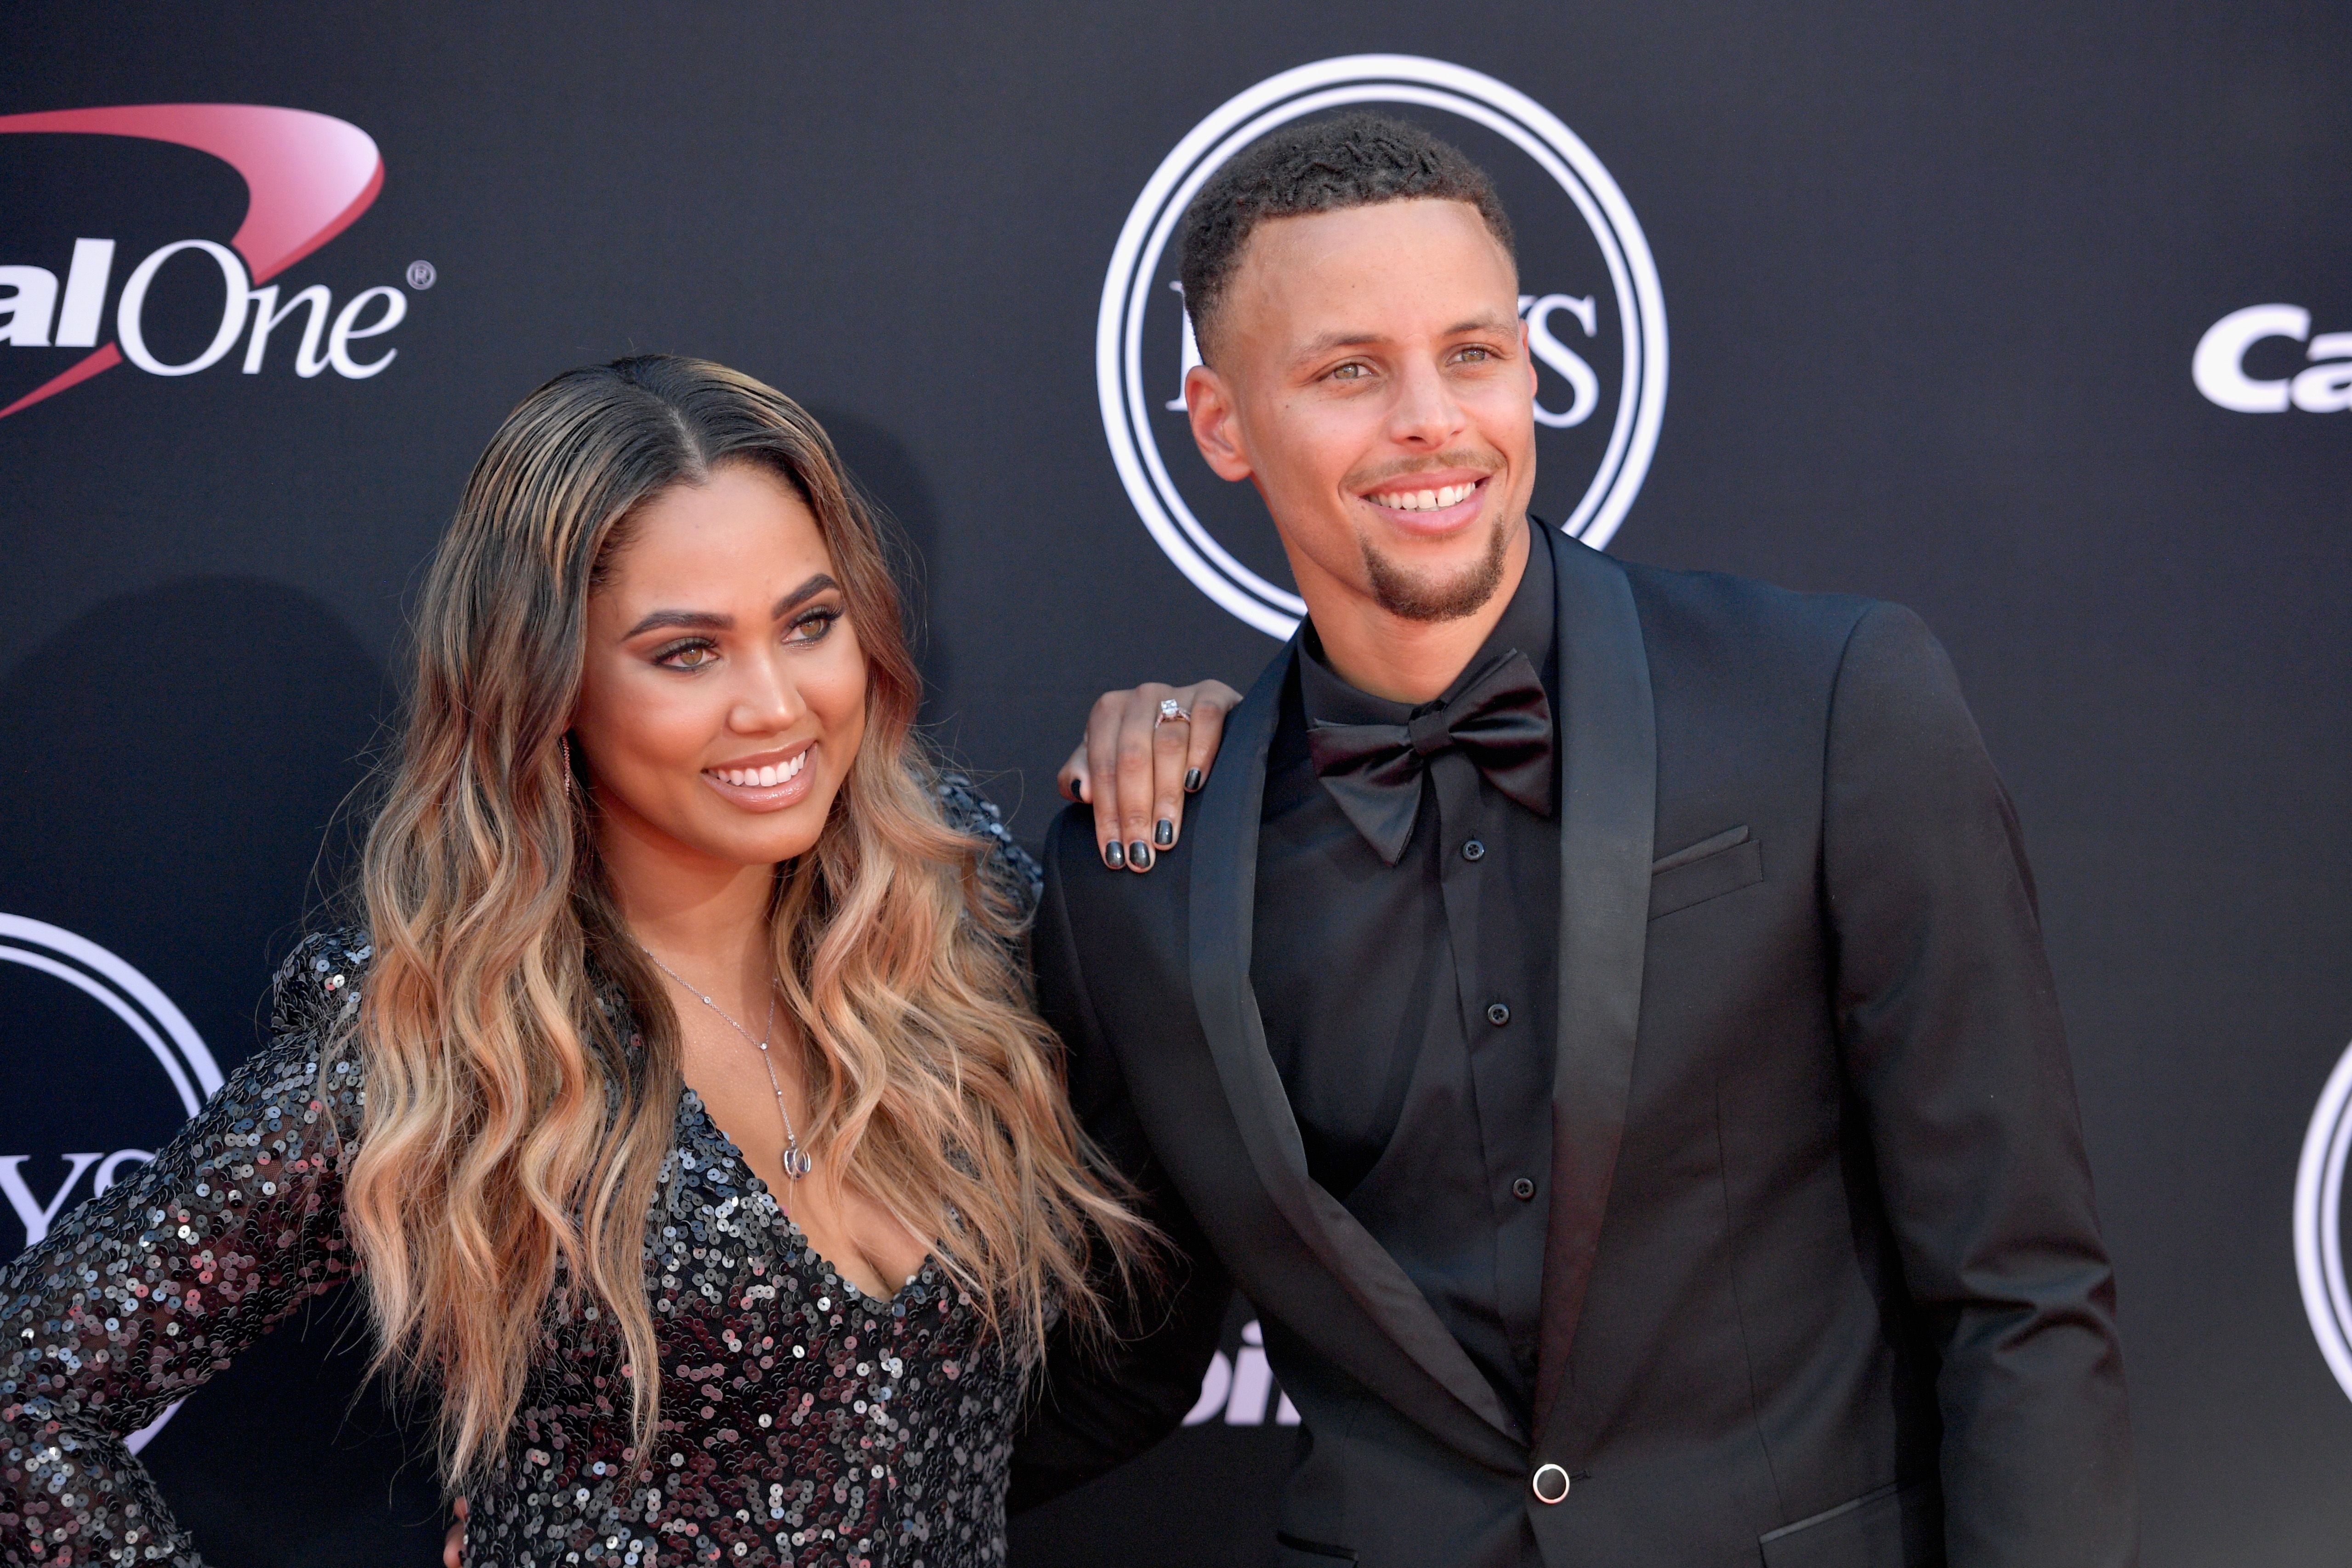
[2194,304,2352,413]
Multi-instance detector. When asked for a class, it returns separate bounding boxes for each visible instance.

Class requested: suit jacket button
[1512,1177,1536,1201]
[1531,1463,1571,1504]
[1486,1001,1511,1026]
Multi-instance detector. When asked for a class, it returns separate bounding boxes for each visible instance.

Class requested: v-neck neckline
[676,1085,934,1308]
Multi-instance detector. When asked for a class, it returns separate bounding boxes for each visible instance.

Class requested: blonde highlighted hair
[335,356,1143,1484]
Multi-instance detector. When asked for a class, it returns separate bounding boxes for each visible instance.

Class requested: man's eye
[1329,363,1370,381]
[1454,345,1495,363]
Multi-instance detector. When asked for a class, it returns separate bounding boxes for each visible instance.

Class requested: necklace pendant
[779,1145,813,1181]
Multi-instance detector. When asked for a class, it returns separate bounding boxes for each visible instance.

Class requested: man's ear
[1522,317,1538,398]
[1184,364,1254,482]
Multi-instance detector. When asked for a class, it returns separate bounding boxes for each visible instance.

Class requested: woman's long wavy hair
[333,355,1146,1487]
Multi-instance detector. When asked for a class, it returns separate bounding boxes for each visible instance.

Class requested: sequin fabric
[0,782,1041,1567]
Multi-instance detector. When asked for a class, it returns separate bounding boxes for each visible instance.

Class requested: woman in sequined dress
[0,356,1232,1567]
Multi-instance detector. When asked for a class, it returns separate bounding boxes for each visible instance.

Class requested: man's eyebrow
[1295,329,1386,358]
[1291,313,1522,361]
[1447,311,1520,336]
[619,575,840,640]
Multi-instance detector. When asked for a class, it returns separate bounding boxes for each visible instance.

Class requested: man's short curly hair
[1177,111,1516,362]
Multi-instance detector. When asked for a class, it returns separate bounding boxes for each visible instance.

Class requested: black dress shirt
[1251,522,1560,1425]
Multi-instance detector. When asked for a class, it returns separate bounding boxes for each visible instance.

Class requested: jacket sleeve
[0,932,370,1568]
[1009,813,1231,1513]
[1822,603,2137,1567]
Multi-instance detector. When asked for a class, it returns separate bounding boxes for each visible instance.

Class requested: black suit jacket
[1014,533,2136,1568]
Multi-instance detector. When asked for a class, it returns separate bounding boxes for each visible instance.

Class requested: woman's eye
[786,608,841,644]
[658,641,719,670]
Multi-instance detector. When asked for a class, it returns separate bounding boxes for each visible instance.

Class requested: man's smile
[1358,471,1493,534]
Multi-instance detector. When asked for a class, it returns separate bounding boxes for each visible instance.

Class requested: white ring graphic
[2294,1037,2352,1404]
[0,915,222,1117]
[0,915,217,1449]
[1097,54,1670,639]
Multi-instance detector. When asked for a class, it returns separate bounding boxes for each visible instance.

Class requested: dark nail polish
[1154,818,1174,847]
[1128,841,1153,871]
[1184,767,1204,793]
[1104,840,1125,869]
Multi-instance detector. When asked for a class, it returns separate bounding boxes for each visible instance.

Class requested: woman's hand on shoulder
[1058,679,1241,873]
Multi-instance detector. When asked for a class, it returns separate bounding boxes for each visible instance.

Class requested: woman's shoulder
[936,773,1042,915]
[268,926,375,1041]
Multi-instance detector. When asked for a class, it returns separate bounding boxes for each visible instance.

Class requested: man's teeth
[713,753,807,788]
[1373,481,1479,512]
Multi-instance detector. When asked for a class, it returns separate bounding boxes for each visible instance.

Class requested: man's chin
[1360,515,1512,623]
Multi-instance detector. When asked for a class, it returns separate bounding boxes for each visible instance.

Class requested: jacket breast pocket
[1758,1479,1943,1568]
[1648,824,1764,920]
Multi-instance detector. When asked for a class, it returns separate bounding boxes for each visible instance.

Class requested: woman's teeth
[1374,481,1479,512]
[712,753,807,789]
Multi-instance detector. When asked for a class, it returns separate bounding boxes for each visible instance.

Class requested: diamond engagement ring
[1155,698,1192,727]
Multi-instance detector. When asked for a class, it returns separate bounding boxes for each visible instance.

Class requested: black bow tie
[1305,649,1555,865]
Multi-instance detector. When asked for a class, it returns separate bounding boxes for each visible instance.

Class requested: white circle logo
[0,914,222,1119]
[1096,54,1669,638]
[0,914,221,1451]
[2295,1037,2352,1404]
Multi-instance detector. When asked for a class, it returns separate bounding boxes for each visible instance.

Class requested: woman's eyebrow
[619,575,838,640]
[622,607,730,638]
[771,574,839,618]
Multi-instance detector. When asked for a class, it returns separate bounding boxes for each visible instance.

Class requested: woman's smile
[701,742,816,810]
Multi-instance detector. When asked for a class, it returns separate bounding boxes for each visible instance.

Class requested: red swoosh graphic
[0,104,383,419]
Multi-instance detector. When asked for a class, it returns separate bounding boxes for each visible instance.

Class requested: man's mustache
[1344,451,1503,491]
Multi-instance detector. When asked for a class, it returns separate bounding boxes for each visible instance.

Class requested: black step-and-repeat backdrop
[2,5,2347,1564]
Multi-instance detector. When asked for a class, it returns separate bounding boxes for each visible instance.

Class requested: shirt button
[1512,1177,1536,1201]
[1461,838,1486,862]
[1487,1001,1511,1027]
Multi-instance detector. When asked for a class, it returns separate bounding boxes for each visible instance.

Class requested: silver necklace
[640,948,814,1183]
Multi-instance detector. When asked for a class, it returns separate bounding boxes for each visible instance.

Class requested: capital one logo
[1098,56,1668,638]
[0,916,222,1450]
[0,104,404,420]
[2295,1038,2352,1407]
[2193,305,2352,413]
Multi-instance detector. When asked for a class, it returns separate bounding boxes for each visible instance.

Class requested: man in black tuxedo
[1013,113,2134,1568]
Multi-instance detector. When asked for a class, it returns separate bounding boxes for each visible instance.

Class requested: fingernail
[1154,818,1174,847]
[1184,767,1204,793]
[1128,841,1154,871]
[1104,841,1125,869]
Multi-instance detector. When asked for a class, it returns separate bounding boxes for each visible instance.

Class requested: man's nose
[1386,359,1464,447]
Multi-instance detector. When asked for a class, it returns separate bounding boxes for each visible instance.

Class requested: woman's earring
[561,734,574,797]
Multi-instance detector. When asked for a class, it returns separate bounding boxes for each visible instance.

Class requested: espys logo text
[0,104,408,420]
[0,915,222,1451]
[1098,55,1667,638]
[2193,305,2352,413]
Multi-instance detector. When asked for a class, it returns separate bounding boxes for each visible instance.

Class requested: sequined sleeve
[937,772,1042,920]
[0,932,370,1568]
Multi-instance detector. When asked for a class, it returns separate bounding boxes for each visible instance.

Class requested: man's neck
[1303,521,1533,705]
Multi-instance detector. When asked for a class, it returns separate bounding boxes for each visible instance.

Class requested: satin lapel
[1532,532,1657,1438]
[1189,642,1527,1459]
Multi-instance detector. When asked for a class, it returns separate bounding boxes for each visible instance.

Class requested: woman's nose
[730,648,804,733]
